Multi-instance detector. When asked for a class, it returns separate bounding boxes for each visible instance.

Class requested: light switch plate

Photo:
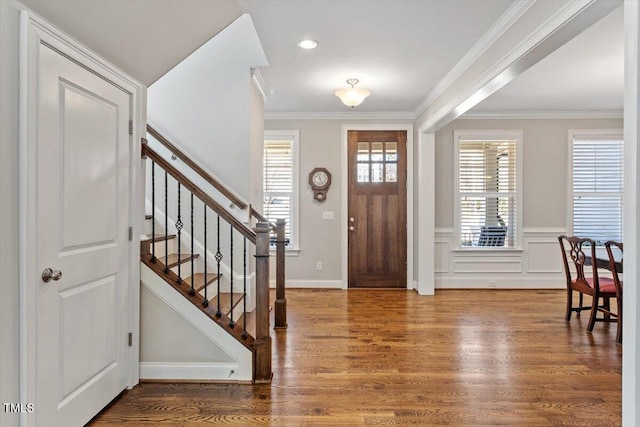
[322,211,334,220]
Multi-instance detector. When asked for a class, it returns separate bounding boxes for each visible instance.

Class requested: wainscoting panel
[434,227,566,289]
[527,241,563,273]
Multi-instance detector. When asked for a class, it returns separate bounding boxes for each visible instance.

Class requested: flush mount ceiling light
[335,79,371,108]
[297,39,318,49]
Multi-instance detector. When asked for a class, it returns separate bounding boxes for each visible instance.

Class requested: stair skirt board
[141,263,253,381]
[145,200,257,310]
[139,363,251,382]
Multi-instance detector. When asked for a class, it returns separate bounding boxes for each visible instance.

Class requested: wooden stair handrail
[143,144,256,244]
[250,205,277,230]
[250,205,268,223]
[147,125,248,210]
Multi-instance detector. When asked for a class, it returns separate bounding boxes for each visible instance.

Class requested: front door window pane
[357,163,370,182]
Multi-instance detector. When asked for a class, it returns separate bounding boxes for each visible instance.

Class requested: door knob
[349,217,355,223]
[42,268,62,282]
[349,226,355,231]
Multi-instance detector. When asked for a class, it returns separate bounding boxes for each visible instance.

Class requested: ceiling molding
[460,110,624,120]
[251,68,269,102]
[413,0,536,118]
[264,111,416,121]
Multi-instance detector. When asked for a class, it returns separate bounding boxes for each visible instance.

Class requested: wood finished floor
[89,289,622,426]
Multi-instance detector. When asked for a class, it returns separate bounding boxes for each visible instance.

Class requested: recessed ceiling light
[297,39,318,49]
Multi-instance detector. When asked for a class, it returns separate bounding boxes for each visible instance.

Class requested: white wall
[249,81,265,212]
[0,1,21,426]
[141,286,236,364]
[148,14,267,202]
[433,117,623,288]
[139,265,253,381]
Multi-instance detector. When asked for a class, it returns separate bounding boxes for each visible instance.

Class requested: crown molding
[251,67,269,102]
[264,111,416,121]
[413,0,536,118]
[460,110,624,119]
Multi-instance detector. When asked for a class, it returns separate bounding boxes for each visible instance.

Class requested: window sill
[270,247,300,257]
[452,247,524,256]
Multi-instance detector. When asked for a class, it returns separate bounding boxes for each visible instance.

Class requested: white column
[623,1,640,425]
[417,131,435,295]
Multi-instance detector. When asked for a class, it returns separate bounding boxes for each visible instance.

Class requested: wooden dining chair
[605,240,623,344]
[558,235,618,333]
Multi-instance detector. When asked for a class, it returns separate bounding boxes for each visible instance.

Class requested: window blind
[572,137,623,244]
[263,139,293,245]
[458,139,517,248]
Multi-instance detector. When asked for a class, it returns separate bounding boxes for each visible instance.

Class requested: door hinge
[128,332,133,347]
[128,120,133,135]
[128,226,133,241]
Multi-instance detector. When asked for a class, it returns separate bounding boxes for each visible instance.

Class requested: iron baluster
[189,193,195,296]
[176,182,183,284]
[215,215,222,318]
[164,170,169,274]
[151,161,156,263]
[229,225,235,328]
[203,205,208,307]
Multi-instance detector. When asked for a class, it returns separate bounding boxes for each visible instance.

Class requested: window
[570,130,623,245]
[454,130,522,249]
[356,141,398,183]
[263,130,299,251]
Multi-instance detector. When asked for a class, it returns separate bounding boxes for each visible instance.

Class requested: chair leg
[578,292,584,313]
[565,288,573,321]
[587,295,599,332]
[604,297,611,320]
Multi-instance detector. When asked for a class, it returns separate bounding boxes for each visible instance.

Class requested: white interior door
[34,41,131,426]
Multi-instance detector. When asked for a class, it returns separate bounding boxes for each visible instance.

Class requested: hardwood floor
[89,289,622,426]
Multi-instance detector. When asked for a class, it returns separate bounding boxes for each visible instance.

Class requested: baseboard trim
[435,276,565,289]
[269,279,343,289]
[140,362,243,381]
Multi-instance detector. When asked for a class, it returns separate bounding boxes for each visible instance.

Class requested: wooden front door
[348,130,407,288]
[31,37,132,426]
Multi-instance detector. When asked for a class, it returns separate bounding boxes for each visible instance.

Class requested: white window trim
[264,130,300,255]
[453,129,523,251]
[567,128,623,242]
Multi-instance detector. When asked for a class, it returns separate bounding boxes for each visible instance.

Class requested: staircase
[140,126,286,383]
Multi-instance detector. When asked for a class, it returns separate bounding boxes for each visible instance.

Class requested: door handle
[349,226,355,231]
[42,268,62,282]
[349,217,355,223]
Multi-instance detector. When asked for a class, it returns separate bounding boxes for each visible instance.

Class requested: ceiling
[21,0,242,86]
[240,0,624,117]
[20,0,624,117]
[471,3,624,116]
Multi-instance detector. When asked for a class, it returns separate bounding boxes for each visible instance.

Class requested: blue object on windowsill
[478,226,507,247]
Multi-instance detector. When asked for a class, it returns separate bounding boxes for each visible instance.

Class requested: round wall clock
[309,167,331,202]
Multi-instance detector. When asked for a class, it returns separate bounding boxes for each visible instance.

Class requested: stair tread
[237,310,256,336]
[210,292,245,314]
[236,307,271,337]
[183,273,220,291]
[163,252,199,268]
[142,234,176,242]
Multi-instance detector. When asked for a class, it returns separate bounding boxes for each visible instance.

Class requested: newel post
[253,221,272,383]
[274,219,287,329]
